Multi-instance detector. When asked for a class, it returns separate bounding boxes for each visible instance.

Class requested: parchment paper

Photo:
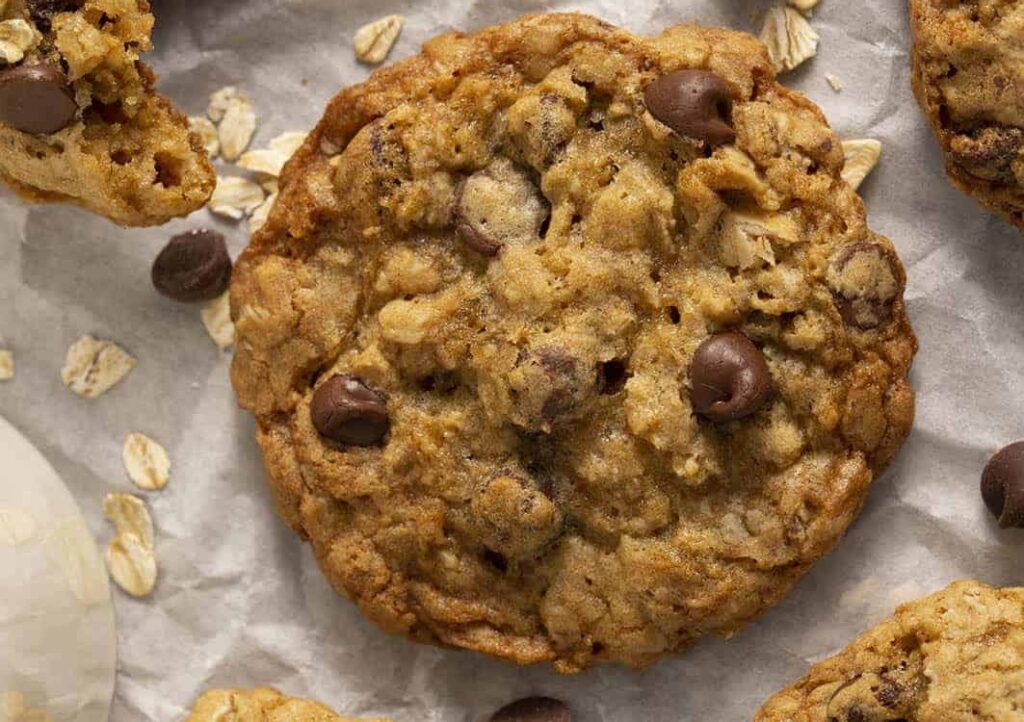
[2,0,1024,719]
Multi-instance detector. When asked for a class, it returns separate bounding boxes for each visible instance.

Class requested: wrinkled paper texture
[1,0,1023,720]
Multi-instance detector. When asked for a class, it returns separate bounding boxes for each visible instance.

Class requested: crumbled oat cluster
[756,581,1024,721]
[0,0,214,225]
[230,13,917,672]
[910,0,1024,229]
[186,688,390,722]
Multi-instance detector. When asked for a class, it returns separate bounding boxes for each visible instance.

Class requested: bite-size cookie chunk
[756,581,1024,721]
[229,13,917,672]
[0,0,214,225]
[186,688,389,722]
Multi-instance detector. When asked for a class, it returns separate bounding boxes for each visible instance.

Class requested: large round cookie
[909,0,1024,229]
[755,581,1024,721]
[230,13,917,672]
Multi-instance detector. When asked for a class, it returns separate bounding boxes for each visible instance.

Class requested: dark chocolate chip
[827,242,901,330]
[981,441,1024,528]
[0,63,77,135]
[151,229,232,302]
[311,375,390,446]
[644,69,735,147]
[489,697,571,722]
[689,332,772,422]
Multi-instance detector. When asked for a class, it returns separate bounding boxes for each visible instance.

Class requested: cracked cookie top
[756,581,1024,721]
[230,13,917,672]
[187,689,390,722]
[0,0,214,225]
[910,0,1024,229]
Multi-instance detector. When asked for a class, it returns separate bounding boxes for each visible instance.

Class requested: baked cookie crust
[756,580,1024,721]
[230,13,917,672]
[186,688,389,722]
[909,0,1024,229]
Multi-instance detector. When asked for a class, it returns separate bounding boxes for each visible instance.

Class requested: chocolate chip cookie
[909,0,1024,229]
[230,13,917,672]
[187,689,390,722]
[756,581,1024,721]
[0,0,214,225]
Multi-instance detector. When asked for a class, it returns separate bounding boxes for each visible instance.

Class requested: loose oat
[0,349,12,380]
[825,73,843,92]
[354,15,403,64]
[238,131,307,178]
[105,532,157,597]
[760,4,819,74]
[122,433,170,491]
[208,87,256,161]
[0,19,40,64]
[201,291,235,350]
[841,139,883,191]
[0,508,36,545]
[788,0,820,12]
[249,191,277,233]
[209,176,265,220]
[189,116,220,158]
[103,493,154,549]
[60,336,136,399]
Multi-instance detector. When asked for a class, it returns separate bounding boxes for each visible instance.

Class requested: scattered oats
[354,14,403,64]
[208,87,257,161]
[238,131,307,177]
[207,86,244,123]
[249,191,277,233]
[122,433,170,491]
[841,139,883,191]
[61,336,136,399]
[209,176,265,220]
[788,0,820,12]
[0,349,12,380]
[105,532,157,597]
[0,508,36,545]
[825,73,843,92]
[102,493,154,549]
[188,116,220,158]
[0,19,40,64]
[760,4,820,74]
[44,516,110,605]
[201,291,235,350]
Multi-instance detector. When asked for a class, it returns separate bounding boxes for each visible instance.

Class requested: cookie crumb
[825,73,842,92]
[201,291,235,350]
[0,18,40,64]
[61,336,135,399]
[354,15,403,64]
[122,433,170,491]
[209,176,265,220]
[0,349,13,380]
[760,4,819,73]
[841,139,883,191]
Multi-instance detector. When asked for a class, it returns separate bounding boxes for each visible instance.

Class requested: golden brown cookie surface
[186,688,389,722]
[756,581,1024,722]
[0,0,214,225]
[230,13,917,672]
[909,0,1024,229]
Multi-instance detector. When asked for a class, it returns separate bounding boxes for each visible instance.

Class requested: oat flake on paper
[60,336,136,399]
[122,433,171,491]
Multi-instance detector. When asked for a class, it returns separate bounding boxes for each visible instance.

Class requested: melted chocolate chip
[644,69,735,147]
[981,441,1024,528]
[310,375,390,446]
[151,229,232,302]
[0,63,77,135]
[827,243,901,330]
[489,697,571,722]
[689,332,773,422]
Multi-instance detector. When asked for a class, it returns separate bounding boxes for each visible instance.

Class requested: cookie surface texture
[186,688,389,722]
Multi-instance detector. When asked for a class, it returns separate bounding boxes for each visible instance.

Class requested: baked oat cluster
[910,0,1024,229]
[0,0,214,225]
[229,13,917,672]
[187,688,390,722]
[756,581,1024,721]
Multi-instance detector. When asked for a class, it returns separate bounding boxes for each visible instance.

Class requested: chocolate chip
[508,347,593,431]
[0,63,77,135]
[455,159,549,256]
[489,697,571,722]
[644,69,735,147]
[310,375,390,446]
[827,242,901,330]
[689,332,772,422]
[981,441,1024,528]
[27,0,84,29]
[151,229,232,302]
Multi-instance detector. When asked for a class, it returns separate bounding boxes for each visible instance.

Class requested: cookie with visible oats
[229,13,917,672]
[909,0,1024,229]
[756,581,1024,721]
[187,689,390,722]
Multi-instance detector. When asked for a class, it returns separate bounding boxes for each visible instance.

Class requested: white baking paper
[2,0,1024,720]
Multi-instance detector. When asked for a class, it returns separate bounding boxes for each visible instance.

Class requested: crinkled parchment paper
[2,0,1024,720]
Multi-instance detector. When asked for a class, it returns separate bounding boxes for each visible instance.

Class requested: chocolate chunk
[0,63,77,136]
[949,126,1023,182]
[151,229,232,302]
[489,697,571,722]
[644,69,735,147]
[981,441,1024,528]
[827,242,901,330]
[689,332,773,422]
[455,159,549,256]
[508,347,593,432]
[311,375,390,446]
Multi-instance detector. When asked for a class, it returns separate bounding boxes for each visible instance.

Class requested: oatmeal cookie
[909,0,1024,229]
[756,581,1024,721]
[0,0,214,225]
[230,13,917,672]
[187,688,389,722]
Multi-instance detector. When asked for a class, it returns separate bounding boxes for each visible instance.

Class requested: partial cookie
[186,688,390,722]
[756,580,1024,721]
[0,0,214,226]
[909,0,1024,229]
[230,13,917,672]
